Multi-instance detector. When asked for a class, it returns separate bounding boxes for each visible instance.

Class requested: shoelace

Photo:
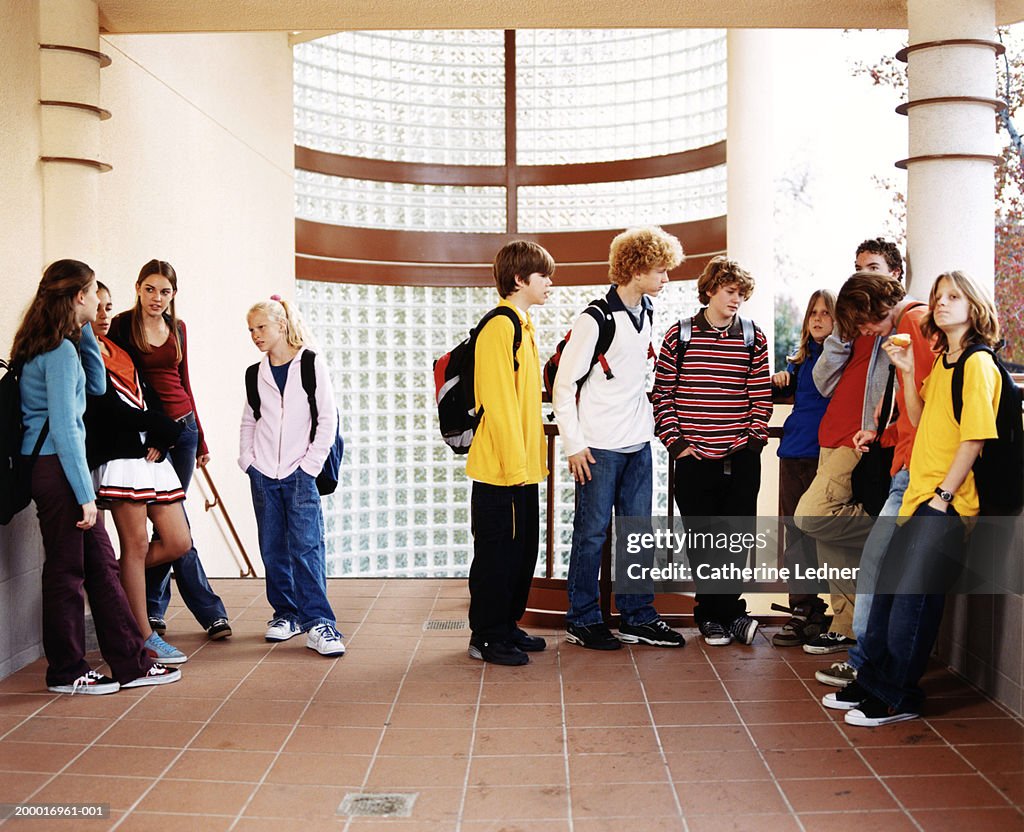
[71,670,102,696]
[651,620,673,633]
[313,624,340,641]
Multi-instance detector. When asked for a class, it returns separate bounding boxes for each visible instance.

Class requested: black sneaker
[698,620,733,646]
[468,638,529,666]
[803,632,857,654]
[728,614,760,645]
[148,616,167,636]
[206,618,232,640]
[770,601,831,647]
[617,618,685,648]
[816,661,858,688]
[510,627,547,652]
[844,694,919,727]
[822,680,868,710]
[565,622,622,650]
[47,670,119,696]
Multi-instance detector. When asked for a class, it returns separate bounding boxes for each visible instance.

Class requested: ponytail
[248,297,308,350]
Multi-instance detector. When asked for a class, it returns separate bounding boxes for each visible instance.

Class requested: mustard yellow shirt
[900,351,1001,517]
[465,300,548,486]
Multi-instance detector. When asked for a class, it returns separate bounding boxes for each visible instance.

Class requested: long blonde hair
[788,289,836,365]
[921,270,1000,354]
[247,297,308,350]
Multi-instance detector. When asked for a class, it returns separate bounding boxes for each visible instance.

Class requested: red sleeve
[176,321,209,456]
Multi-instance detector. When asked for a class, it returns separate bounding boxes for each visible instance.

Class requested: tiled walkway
[1,579,1022,831]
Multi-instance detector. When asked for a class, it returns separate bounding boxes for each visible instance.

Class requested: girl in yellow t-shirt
[821,270,1001,727]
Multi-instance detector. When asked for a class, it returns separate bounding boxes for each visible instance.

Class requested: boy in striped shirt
[652,256,772,645]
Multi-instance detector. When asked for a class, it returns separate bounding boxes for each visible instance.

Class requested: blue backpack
[244,350,344,496]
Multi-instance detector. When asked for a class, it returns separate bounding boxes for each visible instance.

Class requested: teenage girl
[108,260,230,640]
[771,290,836,646]
[88,282,190,664]
[12,260,179,694]
[823,270,1002,726]
[239,298,345,656]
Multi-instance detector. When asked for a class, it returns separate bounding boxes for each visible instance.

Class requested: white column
[904,0,998,296]
[38,0,106,265]
[726,29,776,368]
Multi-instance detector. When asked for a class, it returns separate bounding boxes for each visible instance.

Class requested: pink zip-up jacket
[238,348,338,480]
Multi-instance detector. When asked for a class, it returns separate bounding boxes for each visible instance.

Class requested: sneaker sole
[307,643,346,657]
[822,693,863,710]
[802,643,854,655]
[121,670,182,688]
[145,651,188,665]
[47,683,120,695]
[771,633,804,647]
[702,635,733,646]
[467,645,529,665]
[844,709,919,727]
[208,628,232,641]
[565,632,622,650]
[815,669,856,687]
[617,633,685,648]
[265,631,301,642]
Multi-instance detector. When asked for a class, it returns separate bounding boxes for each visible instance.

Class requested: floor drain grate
[423,619,469,631]
[338,793,417,818]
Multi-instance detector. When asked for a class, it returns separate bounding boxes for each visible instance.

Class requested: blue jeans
[248,466,336,632]
[145,414,227,627]
[849,467,910,670]
[856,502,967,712]
[567,445,657,628]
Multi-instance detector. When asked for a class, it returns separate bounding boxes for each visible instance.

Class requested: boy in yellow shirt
[466,241,554,666]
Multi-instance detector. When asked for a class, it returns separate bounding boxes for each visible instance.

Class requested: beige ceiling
[97,0,1024,34]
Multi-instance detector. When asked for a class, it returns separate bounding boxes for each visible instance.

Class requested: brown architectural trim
[895,153,1002,170]
[39,42,112,67]
[40,155,112,173]
[504,29,518,234]
[895,95,1006,116]
[295,142,727,187]
[895,38,1007,62]
[39,99,112,120]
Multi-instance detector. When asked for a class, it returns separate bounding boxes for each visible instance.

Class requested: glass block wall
[297,280,701,578]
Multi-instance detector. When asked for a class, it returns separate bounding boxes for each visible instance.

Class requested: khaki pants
[794,446,873,638]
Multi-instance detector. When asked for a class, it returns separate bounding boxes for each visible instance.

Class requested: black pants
[674,444,761,626]
[468,482,539,641]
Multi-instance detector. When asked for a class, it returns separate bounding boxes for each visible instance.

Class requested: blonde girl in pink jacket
[239,297,344,657]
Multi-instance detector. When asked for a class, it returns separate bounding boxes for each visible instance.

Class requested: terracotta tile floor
[1,578,1023,832]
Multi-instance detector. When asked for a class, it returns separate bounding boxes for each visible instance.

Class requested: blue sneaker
[144,631,188,665]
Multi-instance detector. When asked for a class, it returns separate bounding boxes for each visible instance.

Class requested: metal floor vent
[338,793,417,818]
[423,618,470,631]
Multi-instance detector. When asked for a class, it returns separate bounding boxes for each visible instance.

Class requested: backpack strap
[245,363,261,421]
[474,306,523,372]
[951,344,994,424]
[300,349,319,444]
[675,316,694,374]
[585,298,616,380]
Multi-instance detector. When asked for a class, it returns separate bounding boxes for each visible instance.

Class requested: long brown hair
[788,289,836,365]
[921,270,1000,354]
[130,259,182,363]
[10,260,95,366]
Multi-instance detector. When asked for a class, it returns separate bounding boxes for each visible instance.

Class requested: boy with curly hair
[652,255,772,646]
[553,226,686,649]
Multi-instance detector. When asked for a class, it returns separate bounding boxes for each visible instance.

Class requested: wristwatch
[934,486,954,503]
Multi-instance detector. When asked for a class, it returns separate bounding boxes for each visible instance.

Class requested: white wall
[96,32,295,582]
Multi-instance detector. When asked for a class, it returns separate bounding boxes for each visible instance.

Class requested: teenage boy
[466,240,554,667]
[553,227,686,650]
[652,256,772,646]
[795,239,903,683]
[814,271,932,687]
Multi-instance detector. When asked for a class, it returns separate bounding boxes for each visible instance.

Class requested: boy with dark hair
[652,255,772,646]
[854,238,904,282]
[466,240,554,666]
[553,226,686,650]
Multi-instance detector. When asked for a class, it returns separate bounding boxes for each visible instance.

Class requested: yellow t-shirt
[465,300,548,487]
[900,350,1001,517]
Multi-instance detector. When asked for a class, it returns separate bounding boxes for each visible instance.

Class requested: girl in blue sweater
[771,289,836,646]
[12,260,180,694]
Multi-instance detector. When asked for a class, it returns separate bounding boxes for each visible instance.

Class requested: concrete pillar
[38,0,107,265]
[726,29,776,368]
[904,0,998,296]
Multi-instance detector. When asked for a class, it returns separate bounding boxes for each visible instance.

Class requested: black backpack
[244,350,344,496]
[433,307,522,455]
[0,359,48,525]
[676,315,756,372]
[951,345,1024,516]
[543,295,654,401]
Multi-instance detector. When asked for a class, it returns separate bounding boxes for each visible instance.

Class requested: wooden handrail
[198,466,257,578]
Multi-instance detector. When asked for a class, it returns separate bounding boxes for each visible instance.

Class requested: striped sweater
[652,310,772,460]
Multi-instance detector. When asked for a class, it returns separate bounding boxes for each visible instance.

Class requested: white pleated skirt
[92,457,186,505]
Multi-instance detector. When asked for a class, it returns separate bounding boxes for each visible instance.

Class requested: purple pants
[31,455,152,686]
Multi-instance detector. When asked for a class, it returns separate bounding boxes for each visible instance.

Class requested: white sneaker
[121,663,182,688]
[306,623,346,657]
[265,617,302,642]
[48,669,119,696]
